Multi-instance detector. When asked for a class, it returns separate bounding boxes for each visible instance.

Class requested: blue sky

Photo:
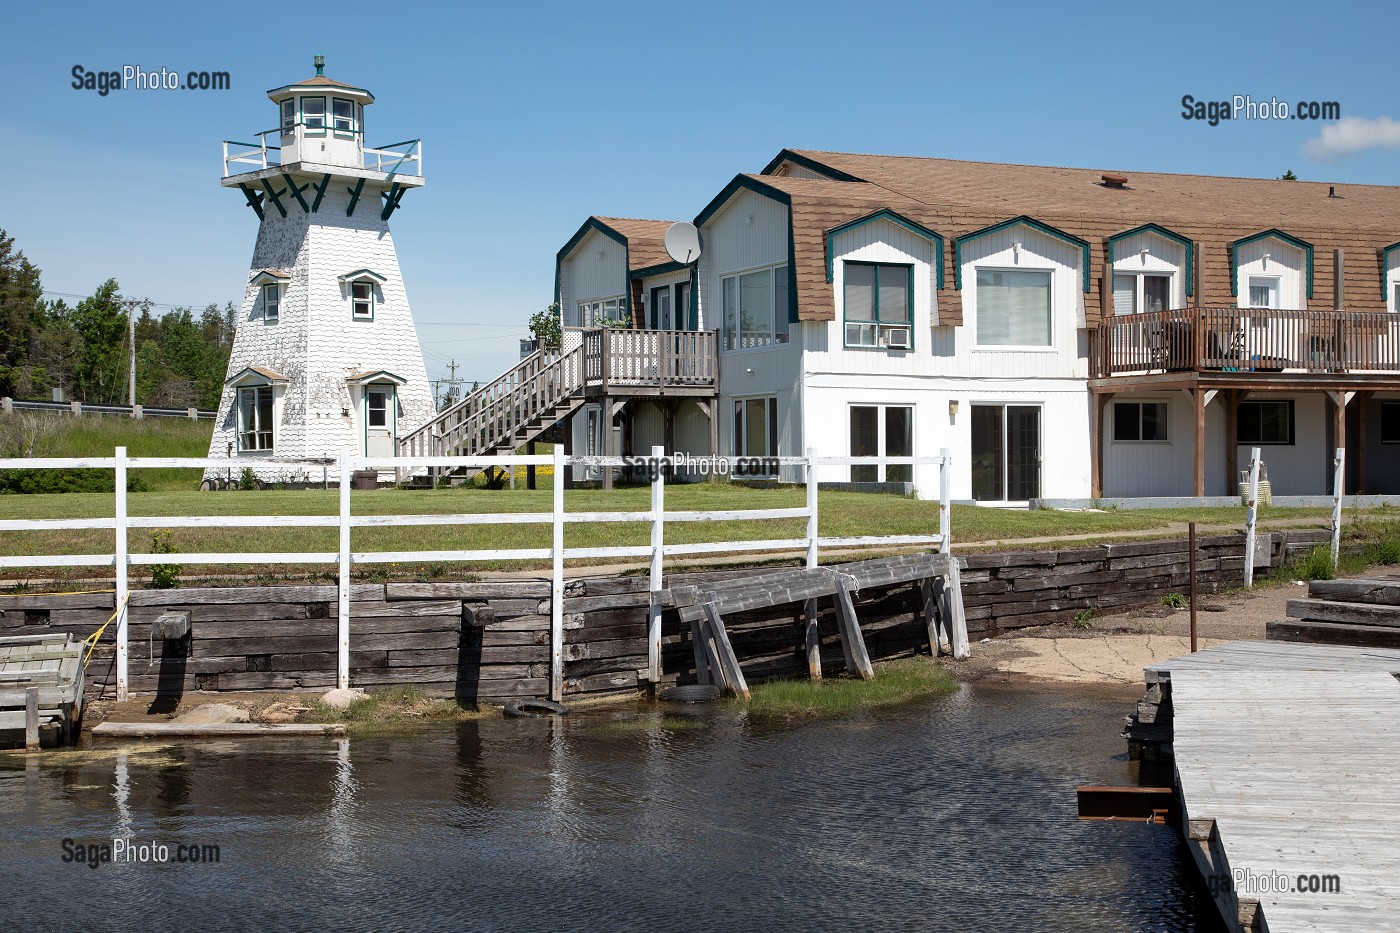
[2,0,1396,387]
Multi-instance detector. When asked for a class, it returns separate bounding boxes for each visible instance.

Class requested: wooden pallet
[666,553,967,699]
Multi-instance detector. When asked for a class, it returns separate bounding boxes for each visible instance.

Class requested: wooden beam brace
[345,177,366,217]
[310,173,331,212]
[237,183,265,221]
[1201,389,1218,408]
[701,603,749,700]
[804,597,822,680]
[283,174,311,213]
[833,580,875,680]
[688,616,711,686]
[380,182,407,221]
[922,578,948,655]
[259,178,288,218]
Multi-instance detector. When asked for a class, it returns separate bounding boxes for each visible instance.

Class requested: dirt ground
[959,565,1400,687]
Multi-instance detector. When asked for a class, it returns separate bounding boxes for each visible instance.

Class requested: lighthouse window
[351,281,374,320]
[237,386,275,452]
[332,98,355,136]
[302,96,326,132]
[280,99,295,133]
[262,284,280,325]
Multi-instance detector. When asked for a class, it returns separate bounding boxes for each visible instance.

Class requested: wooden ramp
[0,632,85,748]
[1146,642,1400,931]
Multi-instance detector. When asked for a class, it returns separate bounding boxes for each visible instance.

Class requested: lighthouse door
[365,386,397,458]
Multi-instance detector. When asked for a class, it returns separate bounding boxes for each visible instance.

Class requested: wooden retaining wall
[0,529,1330,704]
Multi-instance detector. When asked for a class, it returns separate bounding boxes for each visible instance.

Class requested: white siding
[560,228,628,326]
[1111,231,1188,308]
[1235,237,1306,308]
[1387,250,1400,312]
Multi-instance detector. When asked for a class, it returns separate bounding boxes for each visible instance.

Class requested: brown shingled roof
[594,216,677,271]
[759,150,1400,324]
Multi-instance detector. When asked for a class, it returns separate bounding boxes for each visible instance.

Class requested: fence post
[1332,447,1345,569]
[1243,447,1261,587]
[939,447,951,554]
[550,446,566,701]
[647,445,665,687]
[337,447,351,691]
[115,446,129,702]
[804,446,821,680]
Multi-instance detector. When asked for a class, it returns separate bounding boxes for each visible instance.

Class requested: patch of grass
[304,685,482,732]
[744,657,956,719]
[1071,608,1097,628]
[1160,593,1188,609]
[0,413,213,492]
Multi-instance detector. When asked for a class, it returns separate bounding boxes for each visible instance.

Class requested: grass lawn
[0,477,1358,581]
[0,414,213,491]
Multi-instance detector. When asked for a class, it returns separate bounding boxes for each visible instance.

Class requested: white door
[365,386,396,458]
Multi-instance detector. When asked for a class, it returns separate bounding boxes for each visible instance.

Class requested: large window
[1237,400,1294,445]
[1383,402,1400,444]
[262,284,280,325]
[722,264,787,351]
[301,96,326,133]
[733,396,778,474]
[844,262,912,348]
[976,269,1052,347]
[1113,401,1168,442]
[332,98,356,136]
[1112,273,1171,315]
[237,386,275,452]
[849,405,913,483]
[578,296,624,327]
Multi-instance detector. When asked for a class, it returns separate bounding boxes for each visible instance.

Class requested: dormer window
[262,284,280,325]
[352,282,373,320]
[302,96,326,133]
[332,98,357,136]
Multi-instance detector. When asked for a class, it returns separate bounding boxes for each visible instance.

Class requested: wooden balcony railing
[1092,307,1400,377]
[582,328,718,393]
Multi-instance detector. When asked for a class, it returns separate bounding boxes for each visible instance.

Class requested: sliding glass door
[971,404,1041,502]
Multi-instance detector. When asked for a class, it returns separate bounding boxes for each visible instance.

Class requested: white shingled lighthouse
[208,55,431,483]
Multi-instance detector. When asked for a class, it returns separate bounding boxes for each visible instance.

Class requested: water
[1,683,1221,932]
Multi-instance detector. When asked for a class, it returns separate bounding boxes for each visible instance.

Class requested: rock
[174,703,249,724]
[320,687,368,710]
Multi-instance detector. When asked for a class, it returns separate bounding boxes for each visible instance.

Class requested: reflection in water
[0,684,1222,932]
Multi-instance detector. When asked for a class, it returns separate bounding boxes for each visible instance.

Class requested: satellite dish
[665,222,702,265]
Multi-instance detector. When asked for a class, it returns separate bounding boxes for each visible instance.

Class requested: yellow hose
[83,594,130,668]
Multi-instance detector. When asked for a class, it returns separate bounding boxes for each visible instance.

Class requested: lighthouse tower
[208,56,431,483]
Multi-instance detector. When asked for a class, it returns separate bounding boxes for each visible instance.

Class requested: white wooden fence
[0,446,952,702]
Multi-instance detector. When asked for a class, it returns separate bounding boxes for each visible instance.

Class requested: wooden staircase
[397,344,585,486]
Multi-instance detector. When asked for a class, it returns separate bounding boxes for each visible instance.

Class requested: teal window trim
[825,210,944,289]
[693,175,798,325]
[300,95,328,134]
[1230,229,1314,299]
[261,283,280,325]
[720,263,788,351]
[279,98,295,133]
[350,281,375,321]
[1107,224,1194,297]
[331,97,358,138]
[842,261,914,350]
[1381,241,1400,298]
[954,216,1091,293]
[362,385,397,456]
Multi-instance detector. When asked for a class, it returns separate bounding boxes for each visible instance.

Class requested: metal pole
[939,447,951,554]
[1332,446,1345,569]
[1243,447,1261,588]
[115,446,129,701]
[647,445,665,686]
[1188,521,1198,653]
[337,448,351,690]
[550,446,566,701]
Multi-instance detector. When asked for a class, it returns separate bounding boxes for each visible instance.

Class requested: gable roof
[555,216,680,312]
[759,149,1400,322]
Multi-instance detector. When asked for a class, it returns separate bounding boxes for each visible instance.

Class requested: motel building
[539,150,1400,503]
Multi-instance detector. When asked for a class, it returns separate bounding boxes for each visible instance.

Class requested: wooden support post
[833,580,875,680]
[708,398,721,484]
[562,412,574,490]
[1357,392,1371,494]
[1192,387,1206,497]
[1332,447,1345,570]
[1224,390,1240,496]
[1091,393,1111,499]
[602,396,615,490]
[526,440,536,490]
[690,616,712,686]
[25,686,39,750]
[1333,393,1348,490]
[702,603,749,700]
[1334,248,1345,311]
[945,559,970,659]
[921,578,947,656]
[804,446,821,680]
[1192,241,1205,306]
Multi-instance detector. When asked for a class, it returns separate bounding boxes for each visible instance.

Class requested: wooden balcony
[578,328,718,397]
[1091,307,1400,386]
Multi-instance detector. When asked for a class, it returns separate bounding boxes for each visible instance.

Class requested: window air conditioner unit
[885,327,911,349]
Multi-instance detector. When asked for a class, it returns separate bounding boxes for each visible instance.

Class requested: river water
[1,683,1221,931]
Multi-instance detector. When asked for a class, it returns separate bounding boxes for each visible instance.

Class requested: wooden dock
[0,632,85,748]
[1141,640,1400,931]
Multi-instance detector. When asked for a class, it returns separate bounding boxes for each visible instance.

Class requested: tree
[68,279,129,404]
[0,229,46,398]
[528,301,562,348]
[1280,169,1298,181]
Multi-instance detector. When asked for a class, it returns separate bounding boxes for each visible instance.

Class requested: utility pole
[127,300,137,407]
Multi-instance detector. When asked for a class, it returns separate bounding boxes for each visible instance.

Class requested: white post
[647,445,665,686]
[115,446,129,702]
[1243,447,1261,587]
[939,447,951,554]
[550,446,566,701]
[805,446,819,569]
[1332,446,1345,569]
[337,447,351,690]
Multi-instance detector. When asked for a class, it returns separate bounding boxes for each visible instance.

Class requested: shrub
[149,529,181,589]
